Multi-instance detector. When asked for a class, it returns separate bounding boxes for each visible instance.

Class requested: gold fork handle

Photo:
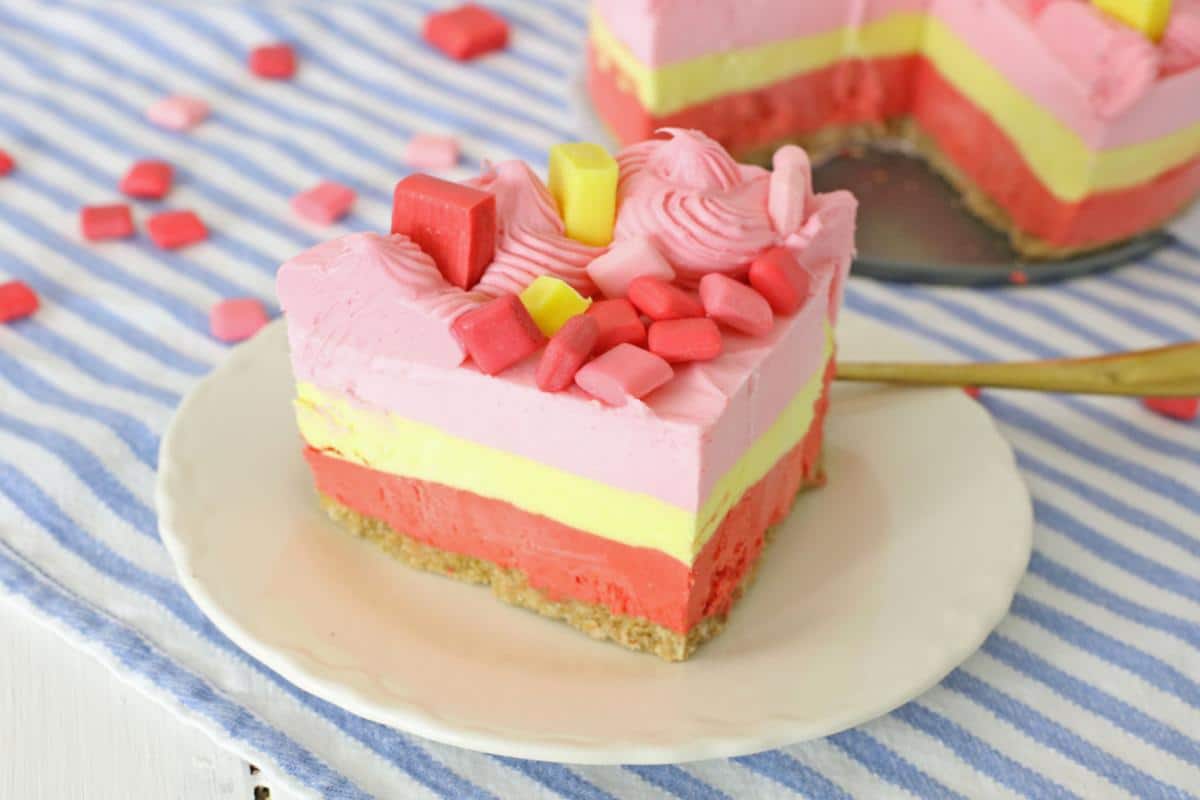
[836,342,1200,397]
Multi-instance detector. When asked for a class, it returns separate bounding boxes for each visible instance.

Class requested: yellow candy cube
[548,143,618,247]
[1092,0,1173,40]
[519,275,592,336]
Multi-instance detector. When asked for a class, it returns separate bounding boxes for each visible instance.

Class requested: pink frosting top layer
[278,131,856,512]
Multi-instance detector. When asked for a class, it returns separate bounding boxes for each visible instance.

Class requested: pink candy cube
[0,281,38,323]
[120,160,173,200]
[536,314,599,392]
[423,4,509,61]
[453,294,545,375]
[648,318,723,363]
[585,238,674,299]
[146,210,207,250]
[575,343,673,406]
[404,134,460,170]
[210,298,268,343]
[249,43,297,80]
[0,149,14,177]
[147,95,209,132]
[392,173,496,290]
[627,276,704,321]
[80,204,135,241]
[586,298,646,354]
[1142,396,1199,422]
[698,273,773,337]
[292,181,356,225]
[748,247,811,315]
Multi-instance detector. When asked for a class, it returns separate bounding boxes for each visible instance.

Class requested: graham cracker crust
[316,482,818,661]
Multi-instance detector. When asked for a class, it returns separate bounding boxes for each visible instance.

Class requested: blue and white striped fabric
[1,1,1197,797]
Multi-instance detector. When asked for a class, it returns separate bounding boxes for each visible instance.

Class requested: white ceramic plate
[157,313,1032,764]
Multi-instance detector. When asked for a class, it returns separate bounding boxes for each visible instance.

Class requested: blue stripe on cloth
[828,729,967,800]
[624,765,732,800]
[734,750,854,799]
[491,757,614,800]
[1105,273,1200,319]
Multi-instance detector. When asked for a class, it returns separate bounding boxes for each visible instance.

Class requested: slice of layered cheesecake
[277,130,856,661]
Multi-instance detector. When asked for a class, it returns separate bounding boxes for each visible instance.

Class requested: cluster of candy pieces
[78,161,209,249]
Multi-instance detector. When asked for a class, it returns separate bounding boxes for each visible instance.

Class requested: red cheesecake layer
[589,51,1200,251]
[305,367,832,634]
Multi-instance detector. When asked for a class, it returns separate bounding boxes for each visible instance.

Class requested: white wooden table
[0,597,296,800]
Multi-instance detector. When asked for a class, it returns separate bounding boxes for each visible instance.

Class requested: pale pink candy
[291,181,356,225]
[698,273,773,337]
[404,134,460,169]
[1161,7,1200,77]
[586,237,674,299]
[574,343,673,406]
[768,145,812,237]
[147,95,209,131]
[210,298,268,343]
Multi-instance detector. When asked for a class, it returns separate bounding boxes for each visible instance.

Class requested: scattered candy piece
[648,318,723,363]
[249,43,297,80]
[146,210,207,250]
[404,134,460,170]
[210,298,268,343]
[423,4,510,61]
[748,247,811,315]
[0,150,14,176]
[1092,0,1172,40]
[536,314,599,392]
[392,173,496,290]
[586,298,647,354]
[768,146,812,237]
[548,142,618,247]
[586,237,674,299]
[627,276,705,321]
[80,204,135,242]
[964,386,982,400]
[1009,269,1029,286]
[1142,396,1198,421]
[0,281,38,323]
[575,343,673,406]
[292,181,356,225]
[519,275,592,337]
[453,294,545,375]
[147,95,209,131]
[119,160,173,200]
[699,273,773,337]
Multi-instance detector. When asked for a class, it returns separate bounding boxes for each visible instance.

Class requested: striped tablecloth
[1,2,1197,797]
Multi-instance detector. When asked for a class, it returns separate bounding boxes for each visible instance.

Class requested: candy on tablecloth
[748,246,811,315]
[80,205,135,241]
[292,181,356,225]
[519,275,592,337]
[423,4,509,60]
[0,281,38,323]
[548,143,618,247]
[964,386,983,400]
[575,343,673,406]
[404,134,460,169]
[768,146,812,237]
[585,237,674,299]
[648,318,723,363]
[0,150,13,176]
[453,294,545,375]
[210,298,268,343]
[146,210,207,250]
[147,96,209,131]
[119,160,173,200]
[249,43,297,79]
[1142,396,1199,421]
[392,173,496,290]
[586,298,647,354]
[536,314,599,392]
[698,273,773,337]
[1092,0,1173,40]
[627,275,704,321]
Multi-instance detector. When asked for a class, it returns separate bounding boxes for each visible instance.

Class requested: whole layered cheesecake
[587,0,1200,257]
[278,130,856,661]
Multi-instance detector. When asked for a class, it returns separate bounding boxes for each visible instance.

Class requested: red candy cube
[423,4,509,61]
[146,210,207,250]
[536,314,599,392]
[586,298,646,354]
[648,318,723,363]
[392,174,496,290]
[748,246,811,315]
[627,276,704,321]
[0,281,38,323]
[292,181,356,225]
[80,204,135,241]
[249,43,297,79]
[210,298,268,343]
[120,160,173,200]
[1142,396,1199,422]
[698,273,773,337]
[0,150,14,176]
[453,294,545,375]
[575,344,673,407]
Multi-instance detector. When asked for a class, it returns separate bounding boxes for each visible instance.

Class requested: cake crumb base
[316,483,818,661]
